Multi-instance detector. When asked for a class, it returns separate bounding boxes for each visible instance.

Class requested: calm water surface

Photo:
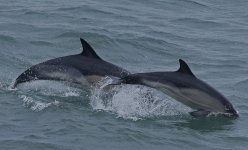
[0,0,248,150]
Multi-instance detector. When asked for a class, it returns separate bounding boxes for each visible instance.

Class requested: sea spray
[20,95,59,111]
[90,77,188,120]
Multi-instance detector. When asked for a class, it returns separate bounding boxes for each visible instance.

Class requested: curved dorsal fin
[177,59,195,77]
[80,38,102,60]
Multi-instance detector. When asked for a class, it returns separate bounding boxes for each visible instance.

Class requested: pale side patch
[142,79,225,112]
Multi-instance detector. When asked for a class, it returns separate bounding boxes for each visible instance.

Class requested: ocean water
[0,0,248,149]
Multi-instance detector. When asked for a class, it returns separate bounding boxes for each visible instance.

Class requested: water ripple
[0,1,248,149]
[0,140,60,150]
[0,34,16,43]
[30,40,54,46]
[171,17,229,28]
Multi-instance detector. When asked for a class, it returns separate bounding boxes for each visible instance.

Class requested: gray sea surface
[0,0,248,150]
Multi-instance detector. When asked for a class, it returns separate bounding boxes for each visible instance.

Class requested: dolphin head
[13,67,40,88]
[223,102,239,117]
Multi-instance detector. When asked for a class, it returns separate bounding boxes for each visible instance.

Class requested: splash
[64,91,81,97]
[19,95,59,111]
[8,79,17,90]
[90,77,189,120]
[0,79,17,91]
[15,80,82,97]
[94,76,119,89]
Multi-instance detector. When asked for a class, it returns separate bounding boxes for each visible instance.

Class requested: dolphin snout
[226,108,239,118]
[13,69,38,88]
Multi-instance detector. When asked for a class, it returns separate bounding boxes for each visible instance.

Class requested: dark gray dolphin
[13,38,130,88]
[118,59,238,117]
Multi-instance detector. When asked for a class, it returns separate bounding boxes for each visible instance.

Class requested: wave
[175,0,209,8]
[56,5,115,16]
[0,34,16,43]
[171,18,228,28]
[0,140,59,149]
[30,41,54,46]
[56,31,112,40]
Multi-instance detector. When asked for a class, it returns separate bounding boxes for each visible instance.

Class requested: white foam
[90,78,189,121]
[7,79,16,90]
[19,95,59,111]
[64,91,80,97]
[95,76,118,89]
[16,80,81,97]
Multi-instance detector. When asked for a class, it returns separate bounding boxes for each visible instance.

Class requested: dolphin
[13,38,130,88]
[117,59,238,117]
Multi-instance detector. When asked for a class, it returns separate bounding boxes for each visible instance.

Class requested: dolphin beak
[226,109,239,118]
[232,111,239,118]
[13,72,34,88]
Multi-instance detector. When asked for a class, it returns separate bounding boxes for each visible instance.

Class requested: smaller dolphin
[13,38,129,88]
[117,59,238,117]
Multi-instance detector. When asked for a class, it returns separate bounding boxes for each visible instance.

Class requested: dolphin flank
[13,38,130,88]
[118,59,238,117]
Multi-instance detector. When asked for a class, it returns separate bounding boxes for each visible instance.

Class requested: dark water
[0,0,248,149]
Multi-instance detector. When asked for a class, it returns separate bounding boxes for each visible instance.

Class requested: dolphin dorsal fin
[80,38,102,60]
[177,59,195,77]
